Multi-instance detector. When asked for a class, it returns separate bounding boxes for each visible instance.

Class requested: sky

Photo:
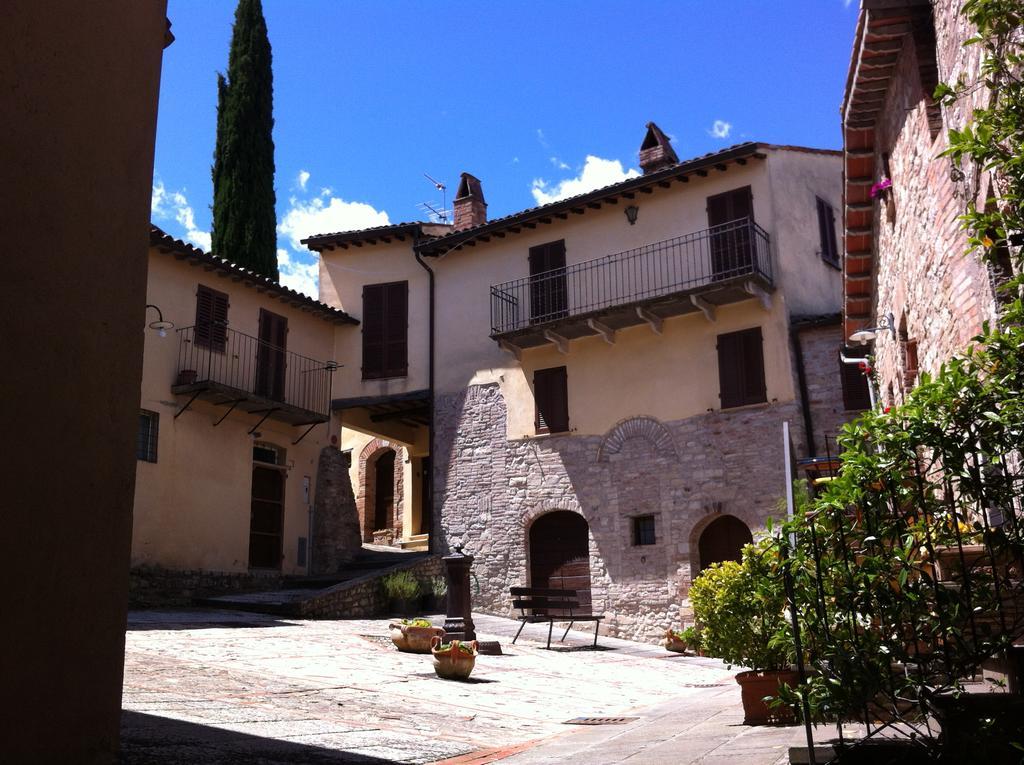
[152,0,860,297]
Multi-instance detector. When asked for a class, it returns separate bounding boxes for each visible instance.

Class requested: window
[253,444,281,465]
[707,186,754,278]
[816,197,839,267]
[716,328,766,409]
[839,352,871,411]
[534,365,568,434]
[362,281,408,380]
[633,515,656,546]
[195,284,229,352]
[137,410,158,462]
[528,240,567,323]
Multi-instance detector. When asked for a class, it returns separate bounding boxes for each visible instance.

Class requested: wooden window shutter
[717,328,766,409]
[362,281,407,379]
[534,366,568,434]
[817,197,839,266]
[840,353,871,411]
[195,284,228,352]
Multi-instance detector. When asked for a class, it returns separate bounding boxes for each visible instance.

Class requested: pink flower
[870,178,893,199]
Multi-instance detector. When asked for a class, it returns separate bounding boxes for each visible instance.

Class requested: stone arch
[688,512,754,574]
[357,438,405,543]
[596,416,679,463]
[517,498,586,531]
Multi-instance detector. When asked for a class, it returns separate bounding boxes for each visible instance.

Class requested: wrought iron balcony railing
[489,218,772,336]
[172,323,332,424]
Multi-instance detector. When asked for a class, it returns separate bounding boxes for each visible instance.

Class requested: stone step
[399,534,429,551]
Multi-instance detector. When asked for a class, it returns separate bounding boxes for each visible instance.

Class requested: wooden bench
[510,586,604,649]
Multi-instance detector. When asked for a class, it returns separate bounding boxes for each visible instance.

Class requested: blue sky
[152,0,860,296]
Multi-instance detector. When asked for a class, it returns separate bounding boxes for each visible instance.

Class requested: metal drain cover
[563,717,638,726]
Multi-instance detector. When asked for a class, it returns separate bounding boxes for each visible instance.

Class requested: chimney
[638,122,679,174]
[453,172,487,230]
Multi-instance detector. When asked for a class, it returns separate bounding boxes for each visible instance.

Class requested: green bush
[689,537,792,671]
[381,570,420,600]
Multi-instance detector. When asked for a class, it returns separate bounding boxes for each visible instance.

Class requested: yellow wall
[133,251,337,573]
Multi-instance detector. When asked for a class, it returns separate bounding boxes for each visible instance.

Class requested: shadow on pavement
[120,711,400,764]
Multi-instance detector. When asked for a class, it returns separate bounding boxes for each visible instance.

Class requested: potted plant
[689,538,796,725]
[664,625,700,654]
[380,570,421,616]
[430,636,477,680]
[420,575,447,613]
[389,617,444,653]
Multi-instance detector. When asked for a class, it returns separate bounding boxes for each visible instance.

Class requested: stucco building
[841,0,1011,401]
[304,126,865,640]
[131,226,363,600]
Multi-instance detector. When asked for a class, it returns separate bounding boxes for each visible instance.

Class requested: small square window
[137,410,158,463]
[633,515,656,546]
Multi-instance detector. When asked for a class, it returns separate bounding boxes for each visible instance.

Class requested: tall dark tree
[211,0,278,280]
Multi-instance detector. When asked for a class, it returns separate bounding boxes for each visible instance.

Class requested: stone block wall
[795,320,865,451]
[312,446,363,574]
[128,565,282,609]
[435,382,807,643]
[298,554,443,619]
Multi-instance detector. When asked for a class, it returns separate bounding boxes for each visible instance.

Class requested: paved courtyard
[122,609,833,764]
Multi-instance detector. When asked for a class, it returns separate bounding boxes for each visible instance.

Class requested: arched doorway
[373,450,396,532]
[529,511,592,610]
[698,515,752,572]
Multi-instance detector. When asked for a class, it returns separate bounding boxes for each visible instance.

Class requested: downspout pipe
[789,324,817,459]
[414,241,436,554]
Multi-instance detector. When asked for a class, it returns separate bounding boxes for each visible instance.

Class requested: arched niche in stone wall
[596,415,679,463]
[357,437,405,543]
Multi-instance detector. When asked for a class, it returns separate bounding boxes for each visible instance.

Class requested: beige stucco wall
[133,251,337,573]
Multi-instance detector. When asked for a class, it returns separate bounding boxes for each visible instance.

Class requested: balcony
[171,324,333,429]
[489,218,774,352]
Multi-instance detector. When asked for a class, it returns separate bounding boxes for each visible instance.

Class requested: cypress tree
[211,0,278,280]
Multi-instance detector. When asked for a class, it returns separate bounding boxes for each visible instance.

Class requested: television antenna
[418,173,450,223]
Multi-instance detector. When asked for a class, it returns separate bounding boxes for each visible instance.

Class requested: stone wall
[435,383,808,643]
[128,565,282,609]
[298,554,443,619]
[312,446,363,574]
[853,3,998,404]
[795,320,864,452]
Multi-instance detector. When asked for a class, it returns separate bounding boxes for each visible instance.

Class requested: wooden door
[707,187,754,279]
[256,309,287,401]
[249,466,284,569]
[529,511,592,611]
[698,515,753,572]
[529,241,568,324]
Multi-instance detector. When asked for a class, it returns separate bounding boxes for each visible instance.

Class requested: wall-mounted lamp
[145,304,175,338]
[624,204,639,225]
[848,311,895,345]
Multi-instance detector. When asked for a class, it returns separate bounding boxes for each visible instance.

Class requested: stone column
[311,446,362,574]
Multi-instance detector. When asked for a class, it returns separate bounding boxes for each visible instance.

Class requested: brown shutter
[534,366,568,434]
[717,327,766,408]
[195,284,228,352]
[817,197,839,265]
[362,281,407,380]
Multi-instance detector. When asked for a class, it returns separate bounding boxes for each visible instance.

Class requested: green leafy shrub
[426,575,447,597]
[381,570,420,600]
[689,537,792,671]
[401,618,433,628]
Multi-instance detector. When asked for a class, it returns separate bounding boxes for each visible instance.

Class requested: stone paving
[122,609,837,763]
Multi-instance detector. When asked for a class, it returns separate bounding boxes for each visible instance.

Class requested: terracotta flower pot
[664,630,688,653]
[430,636,477,680]
[389,621,445,653]
[735,669,799,725]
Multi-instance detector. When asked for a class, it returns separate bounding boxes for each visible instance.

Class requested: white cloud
[709,120,732,139]
[276,247,319,298]
[531,155,640,205]
[536,128,550,148]
[151,177,211,251]
[550,157,570,170]
[277,194,390,251]
[297,169,310,190]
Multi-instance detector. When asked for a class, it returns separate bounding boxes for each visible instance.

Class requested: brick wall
[356,437,405,543]
[795,321,865,451]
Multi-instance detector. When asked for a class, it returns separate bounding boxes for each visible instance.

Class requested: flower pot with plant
[664,625,700,654]
[389,618,445,653]
[689,538,797,725]
[380,570,421,616]
[430,636,477,680]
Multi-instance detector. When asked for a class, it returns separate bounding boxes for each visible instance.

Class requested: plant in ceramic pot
[381,570,421,616]
[689,537,796,725]
[389,617,445,653]
[430,636,477,680]
[664,625,700,654]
